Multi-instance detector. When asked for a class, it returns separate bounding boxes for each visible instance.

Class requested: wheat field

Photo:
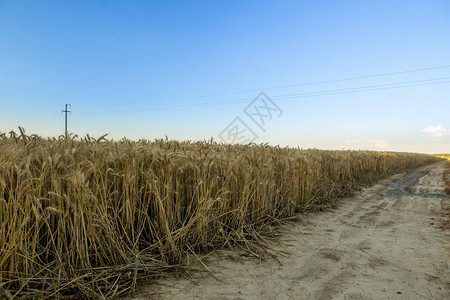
[0,129,442,298]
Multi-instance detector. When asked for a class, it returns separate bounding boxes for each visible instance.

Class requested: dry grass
[0,128,442,299]
[445,161,450,195]
[439,161,450,232]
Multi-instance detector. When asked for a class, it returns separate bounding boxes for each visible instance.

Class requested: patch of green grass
[434,154,450,160]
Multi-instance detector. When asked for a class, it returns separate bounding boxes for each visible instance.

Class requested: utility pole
[61,104,71,138]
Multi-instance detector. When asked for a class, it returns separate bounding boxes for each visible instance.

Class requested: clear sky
[1,0,449,153]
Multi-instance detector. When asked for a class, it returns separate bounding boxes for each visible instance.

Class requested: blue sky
[0,0,449,153]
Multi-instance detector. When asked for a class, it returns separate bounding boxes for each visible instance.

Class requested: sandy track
[134,161,449,300]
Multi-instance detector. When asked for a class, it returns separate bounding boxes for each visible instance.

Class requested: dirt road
[135,161,449,300]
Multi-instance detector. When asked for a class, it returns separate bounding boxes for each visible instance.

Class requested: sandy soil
[133,161,450,300]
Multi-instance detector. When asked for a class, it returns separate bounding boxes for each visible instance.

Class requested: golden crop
[0,129,442,298]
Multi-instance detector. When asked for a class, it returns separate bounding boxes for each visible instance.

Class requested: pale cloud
[420,125,450,138]
[368,139,389,148]
[343,140,361,145]
[342,139,389,150]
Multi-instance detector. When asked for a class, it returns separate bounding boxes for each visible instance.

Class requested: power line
[209,64,450,95]
[275,79,450,102]
[184,76,450,107]
[75,64,450,110]
[272,76,450,99]
[73,76,450,115]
